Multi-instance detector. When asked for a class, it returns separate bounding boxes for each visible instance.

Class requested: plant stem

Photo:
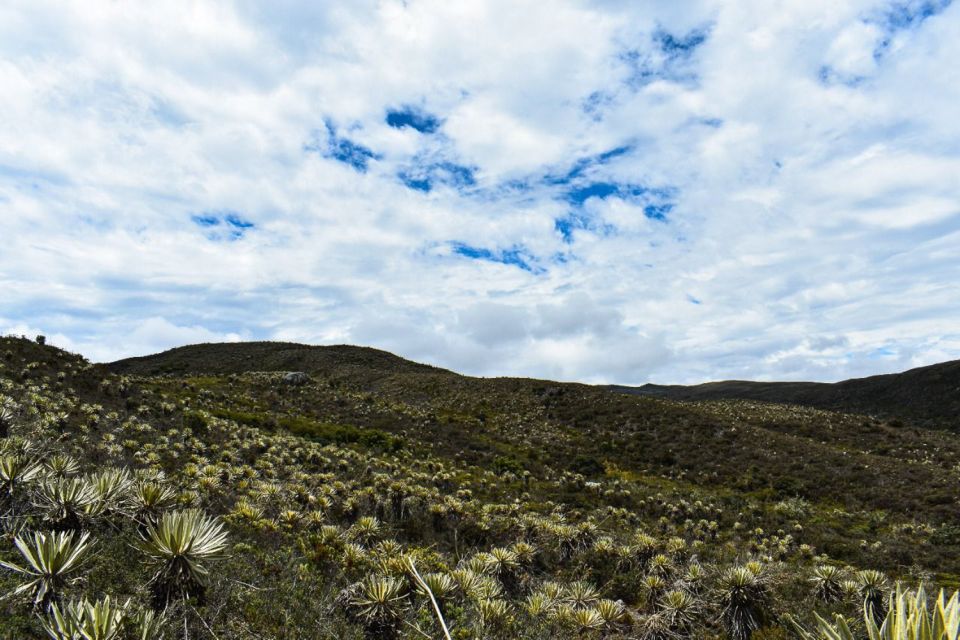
[407,558,453,640]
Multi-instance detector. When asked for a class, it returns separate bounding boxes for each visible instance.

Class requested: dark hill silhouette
[612,359,960,430]
[108,341,450,378]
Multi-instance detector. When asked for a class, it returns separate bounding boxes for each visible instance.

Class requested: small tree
[716,565,773,640]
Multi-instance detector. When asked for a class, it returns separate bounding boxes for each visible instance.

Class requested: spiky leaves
[0,404,16,438]
[564,581,600,610]
[483,547,522,594]
[130,479,177,526]
[451,568,503,601]
[1,454,40,510]
[40,596,166,640]
[476,598,511,633]
[789,584,960,640]
[811,565,846,604]
[87,469,132,515]
[524,593,557,619]
[660,589,698,634]
[407,559,454,640]
[415,572,457,602]
[34,476,101,531]
[348,516,382,545]
[42,596,127,640]
[870,584,960,640]
[345,576,408,640]
[44,455,80,480]
[129,607,165,640]
[716,565,773,640]
[595,598,629,629]
[558,606,604,634]
[0,530,91,609]
[138,509,228,610]
[858,569,890,625]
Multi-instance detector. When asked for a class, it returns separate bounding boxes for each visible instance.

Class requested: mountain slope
[109,340,449,379]
[4,336,960,639]
[104,341,960,528]
[612,359,960,430]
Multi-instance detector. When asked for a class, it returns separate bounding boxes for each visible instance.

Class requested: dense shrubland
[1,336,959,639]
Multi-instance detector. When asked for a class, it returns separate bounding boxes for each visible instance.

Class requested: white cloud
[825,21,883,77]
[0,0,958,385]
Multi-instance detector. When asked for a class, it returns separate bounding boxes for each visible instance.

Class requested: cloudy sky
[1,0,958,384]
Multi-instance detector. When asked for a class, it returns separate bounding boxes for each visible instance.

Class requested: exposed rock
[283,371,311,386]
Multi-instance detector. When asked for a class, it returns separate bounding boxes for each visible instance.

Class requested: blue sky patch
[883,0,952,30]
[386,106,442,134]
[398,160,476,193]
[654,27,710,58]
[582,90,615,120]
[225,213,255,229]
[564,182,620,206]
[149,97,190,127]
[554,213,589,243]
[191,214,220,227]
[872,0,952,59]
[398,172,432,192]
[554,213,618,243]
[190,211,255,240]
[450,242,543,273]
[546,145,633,186]
[643,203,673,221]
[551,180,673,240]
[818,64,868,87]
[868,345,898,358]
[562,181,652,207]
[618,51,660,88]
[619,24,711,89]
[305,119,381,173]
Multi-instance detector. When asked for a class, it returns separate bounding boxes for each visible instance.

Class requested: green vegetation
[1,335,959,638]
[789,584,960,639]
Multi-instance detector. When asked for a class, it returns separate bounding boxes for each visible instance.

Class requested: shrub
[789,584,960,639]
[139,509,228,610]
[0,530,92,609]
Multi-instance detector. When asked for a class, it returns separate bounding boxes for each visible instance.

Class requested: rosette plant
[138,509,228,610]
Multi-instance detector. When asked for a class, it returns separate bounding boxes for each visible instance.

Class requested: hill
[3,336,960,639]
[109,340,448,379]
[613,359,960,431]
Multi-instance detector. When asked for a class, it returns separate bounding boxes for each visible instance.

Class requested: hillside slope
[613,359,960,430]
[109,340,449,379]
[4,336,960,639]
[104,342,960,532]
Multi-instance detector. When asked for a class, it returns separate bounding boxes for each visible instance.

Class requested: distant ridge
[108,341,450,377]
[110,341,960,430]
[611,359,960,430]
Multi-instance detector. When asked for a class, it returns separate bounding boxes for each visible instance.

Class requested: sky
[1,0,959,385]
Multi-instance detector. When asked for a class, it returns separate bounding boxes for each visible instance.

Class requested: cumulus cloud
[0,0,958,384]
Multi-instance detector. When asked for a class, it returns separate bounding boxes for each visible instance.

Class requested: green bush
[278,416,402,451]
